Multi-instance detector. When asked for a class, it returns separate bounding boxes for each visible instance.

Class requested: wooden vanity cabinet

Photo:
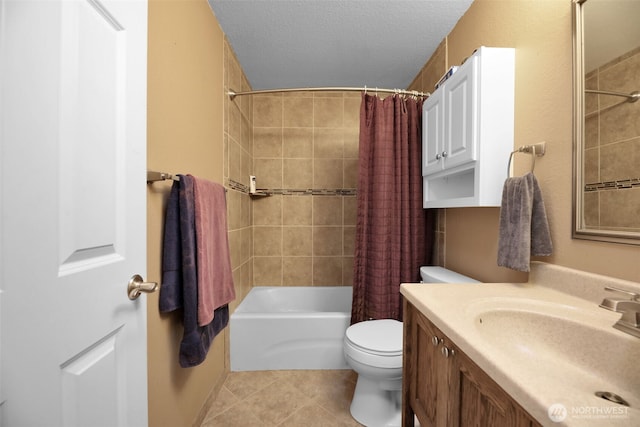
[402,300,542,427]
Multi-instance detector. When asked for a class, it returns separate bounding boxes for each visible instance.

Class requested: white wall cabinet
[422,46,515,208]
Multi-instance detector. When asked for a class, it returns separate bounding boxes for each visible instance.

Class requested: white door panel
[0,0,148,426]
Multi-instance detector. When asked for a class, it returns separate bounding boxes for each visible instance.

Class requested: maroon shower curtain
[351,93,434,324]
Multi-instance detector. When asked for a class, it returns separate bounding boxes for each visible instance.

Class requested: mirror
[573,0,640,245]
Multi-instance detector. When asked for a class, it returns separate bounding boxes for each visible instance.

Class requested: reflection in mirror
[573,0,640,245]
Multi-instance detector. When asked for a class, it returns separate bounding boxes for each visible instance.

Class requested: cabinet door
[404,303,445,427]
[447,346,516,427]
[422,89,444,176]
[443,55,477,170]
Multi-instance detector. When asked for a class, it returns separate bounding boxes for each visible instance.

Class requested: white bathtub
[230,286,353,371]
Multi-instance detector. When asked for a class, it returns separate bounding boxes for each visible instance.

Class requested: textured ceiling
[208,0,473,91]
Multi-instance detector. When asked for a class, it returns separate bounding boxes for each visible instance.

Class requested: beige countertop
[400,262,640,427]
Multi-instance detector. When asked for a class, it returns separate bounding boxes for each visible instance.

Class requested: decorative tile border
[227,178,357,196]
[585,178,640,192]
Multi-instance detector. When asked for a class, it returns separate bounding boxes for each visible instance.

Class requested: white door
[0,0,149,426]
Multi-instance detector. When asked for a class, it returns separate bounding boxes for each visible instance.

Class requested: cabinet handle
[435,153,442,160]
[441,151,448,158]
[441,346,455,358]
[432,336,442,346]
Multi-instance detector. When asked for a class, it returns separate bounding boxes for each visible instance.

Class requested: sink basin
[401,263,640,425]
[468,297,640,407]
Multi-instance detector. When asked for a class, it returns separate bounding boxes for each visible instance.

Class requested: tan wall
[147,0,228,425]
[252,92,360,287]
[411,0,640,283]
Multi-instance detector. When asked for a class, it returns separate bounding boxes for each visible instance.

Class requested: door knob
[127,274,159,300]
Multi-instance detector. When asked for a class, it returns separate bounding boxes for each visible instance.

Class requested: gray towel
[497,172,552,272]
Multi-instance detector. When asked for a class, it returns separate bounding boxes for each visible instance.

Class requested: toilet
[344,266,479,427]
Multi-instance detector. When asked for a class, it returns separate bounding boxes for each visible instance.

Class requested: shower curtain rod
[227,86,430,100]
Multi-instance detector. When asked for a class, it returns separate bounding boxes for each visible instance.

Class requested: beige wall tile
[283,197,313,225]
[283,97,314,127]
[313,227,343,256]
[284,226,312,256]
[253,195,282,226]
[343,226,355,256]
[583,191,600,227]
[343,128,359,158]
[283,128,313,158]
[343,196,357,225]
[584,147,599,184]
[283,257,313,285]
[584,114,598,150]
[314,159,344,188]
[343,158,358,188]
[600,101,640,145]
[240,227,253,265]
[600,187,640,229]
[313,257,343,286]
[314,128,344,158]
[314,97,343,127]
[342,256,354,287]
[343,97,361,129]
[228,101,242,143]
[283,158,313,188]
[254,256,282,286]
[254,158,282,188]
[600,138,640,182]
[254,127,283,158]
[313,196,343,225]
[254,226,282,256]
[254,96,283,127]
[228,136,243,184]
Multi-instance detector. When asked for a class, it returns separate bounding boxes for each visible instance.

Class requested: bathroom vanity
[400,262,640,427]
[402,301,541,427]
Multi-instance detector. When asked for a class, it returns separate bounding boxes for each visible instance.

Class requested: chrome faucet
[600,286,640,339]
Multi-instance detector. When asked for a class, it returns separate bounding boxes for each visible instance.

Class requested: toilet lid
[345,319,403,356]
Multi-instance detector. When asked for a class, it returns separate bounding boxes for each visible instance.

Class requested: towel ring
[507,148,536,178]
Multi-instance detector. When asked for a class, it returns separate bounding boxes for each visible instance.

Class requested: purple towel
[159,175,228,367]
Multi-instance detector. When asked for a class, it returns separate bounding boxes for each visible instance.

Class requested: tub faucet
[599,286,640,339]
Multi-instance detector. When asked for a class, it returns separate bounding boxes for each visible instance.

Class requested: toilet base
[349,375,401,427]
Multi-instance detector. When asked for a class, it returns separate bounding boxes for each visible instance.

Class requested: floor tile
[200,370,363,427]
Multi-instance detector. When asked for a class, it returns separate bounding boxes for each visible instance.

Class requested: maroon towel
[191,176,236,326]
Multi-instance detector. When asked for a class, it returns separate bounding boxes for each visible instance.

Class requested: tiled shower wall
[224,38,254,308]
[584,46,640,232]
[225,39,446,291]
[252,92,361,286]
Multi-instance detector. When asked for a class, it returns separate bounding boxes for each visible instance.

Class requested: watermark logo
[548,403,567,423]
[548,403,629,423]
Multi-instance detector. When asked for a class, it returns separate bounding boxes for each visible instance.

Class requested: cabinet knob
[441,151,448,158]
[432,336,442,346]
[435,153,442,160]
[441,346,455,358]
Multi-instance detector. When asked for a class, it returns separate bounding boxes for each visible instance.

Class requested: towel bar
[507,142,546,178]
[147,171,180,183]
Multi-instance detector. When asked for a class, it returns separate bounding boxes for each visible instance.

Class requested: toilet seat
[344,319,403,368]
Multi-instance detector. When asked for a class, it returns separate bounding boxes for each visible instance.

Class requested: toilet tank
[420,266,480,283]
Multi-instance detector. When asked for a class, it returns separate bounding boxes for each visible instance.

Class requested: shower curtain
[351,93,434,324]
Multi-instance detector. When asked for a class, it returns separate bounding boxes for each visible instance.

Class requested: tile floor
[200,369,364,426]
